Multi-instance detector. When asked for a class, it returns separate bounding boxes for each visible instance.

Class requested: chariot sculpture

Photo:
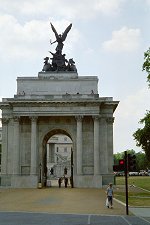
[42,22,77,72]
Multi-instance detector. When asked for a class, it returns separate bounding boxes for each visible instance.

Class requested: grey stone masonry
[0,72,119,188]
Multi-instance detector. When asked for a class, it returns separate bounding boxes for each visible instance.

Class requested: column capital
[13,116,20,122]
[106,117,115,124]
[75,115,83,122]
[1,117,9,125]
[92,115,100,121]
[30,116,38,122]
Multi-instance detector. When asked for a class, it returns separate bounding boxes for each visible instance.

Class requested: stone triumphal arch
[0,71,119,188]
[0,23,119,188]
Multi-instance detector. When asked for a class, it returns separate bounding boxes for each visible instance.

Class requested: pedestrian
[58,177,62,188]
[106,183,114,208]
[64,176,68,188]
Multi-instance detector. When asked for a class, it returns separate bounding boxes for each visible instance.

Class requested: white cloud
[94,0,124,15]
[0,15,80,60]
[0,0,124,20]
[0,15,48,59]
[0,0,124,61]
[146,0,150,5]
[114,87,150,153]
[102,26,141,53]
[115,87,150,120]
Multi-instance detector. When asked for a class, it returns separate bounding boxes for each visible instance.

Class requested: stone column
[1,118,9,174]
[30,116,38,175]
[47,143,50,163]
[99,117,108,173]
[107,117,114,173]
[13,116,20,175]
[76,116,83,175]
[93,116,100,175]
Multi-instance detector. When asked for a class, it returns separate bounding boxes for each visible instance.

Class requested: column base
[74,175,102,188]
[11,175,38,188]
[101,174,115,185]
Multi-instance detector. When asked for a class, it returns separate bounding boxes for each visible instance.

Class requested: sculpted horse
[67,58,77,72]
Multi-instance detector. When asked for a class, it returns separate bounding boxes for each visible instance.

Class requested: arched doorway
[42,129,73,188]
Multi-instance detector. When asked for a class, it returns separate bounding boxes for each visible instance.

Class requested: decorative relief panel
[83,166,94,175]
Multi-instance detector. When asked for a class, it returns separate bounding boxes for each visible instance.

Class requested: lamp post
[71,148,74,188]
[38,163,42,188]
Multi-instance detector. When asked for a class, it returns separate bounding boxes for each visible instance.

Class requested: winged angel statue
[42,22,77,72]
[50,23,72,54]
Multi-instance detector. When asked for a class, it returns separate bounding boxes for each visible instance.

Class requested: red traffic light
[119,159,125,165]
[113,159,125,172]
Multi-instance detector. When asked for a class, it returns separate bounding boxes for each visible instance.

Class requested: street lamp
[39,163,42,183]
[71,148,74,188]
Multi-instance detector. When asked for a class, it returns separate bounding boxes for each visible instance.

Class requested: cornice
[0,99,119,113]
[0,99,119,105]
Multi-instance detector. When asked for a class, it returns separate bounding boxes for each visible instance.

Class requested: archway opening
[42,129,73,188]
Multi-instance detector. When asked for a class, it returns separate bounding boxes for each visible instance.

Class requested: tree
[133,111,150,161]
[113,149,135,164]
[113,150,150,171]
[133,48,150,162]
[136,151,150,171]
[142,47,150,87]
[113,152,124,164]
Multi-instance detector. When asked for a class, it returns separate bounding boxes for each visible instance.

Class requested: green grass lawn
[115,176,150,206]
[115,176,150,191]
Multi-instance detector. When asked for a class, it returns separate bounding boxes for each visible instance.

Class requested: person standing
[106,183,114,208]
[64,176,68,188]
[58,177,62,188]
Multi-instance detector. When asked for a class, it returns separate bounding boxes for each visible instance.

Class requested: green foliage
[113,152,124,164]
[136,151,150,170]
[143,47,150,87]
[114,149,136,164]
[132,48,150,162]
[113,149,150,170]
[133,111,150,161]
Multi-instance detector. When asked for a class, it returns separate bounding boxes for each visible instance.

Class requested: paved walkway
[0,187,126,215]
[0,186,149,218]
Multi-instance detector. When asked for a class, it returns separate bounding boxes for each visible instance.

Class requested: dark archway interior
[42,129,73,188]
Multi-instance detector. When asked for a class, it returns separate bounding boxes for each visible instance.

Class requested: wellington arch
[0,23,119,188]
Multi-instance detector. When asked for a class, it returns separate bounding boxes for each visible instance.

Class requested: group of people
[58,176,70,188]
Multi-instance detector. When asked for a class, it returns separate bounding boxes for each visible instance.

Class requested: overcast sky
[0,0,150,153]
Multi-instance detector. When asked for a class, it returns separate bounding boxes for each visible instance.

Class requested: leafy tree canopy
[143,47,150,87]
[114,149,135,164]
[133,48,150,162]
[133,111,150,161]
[113,150,150,170]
